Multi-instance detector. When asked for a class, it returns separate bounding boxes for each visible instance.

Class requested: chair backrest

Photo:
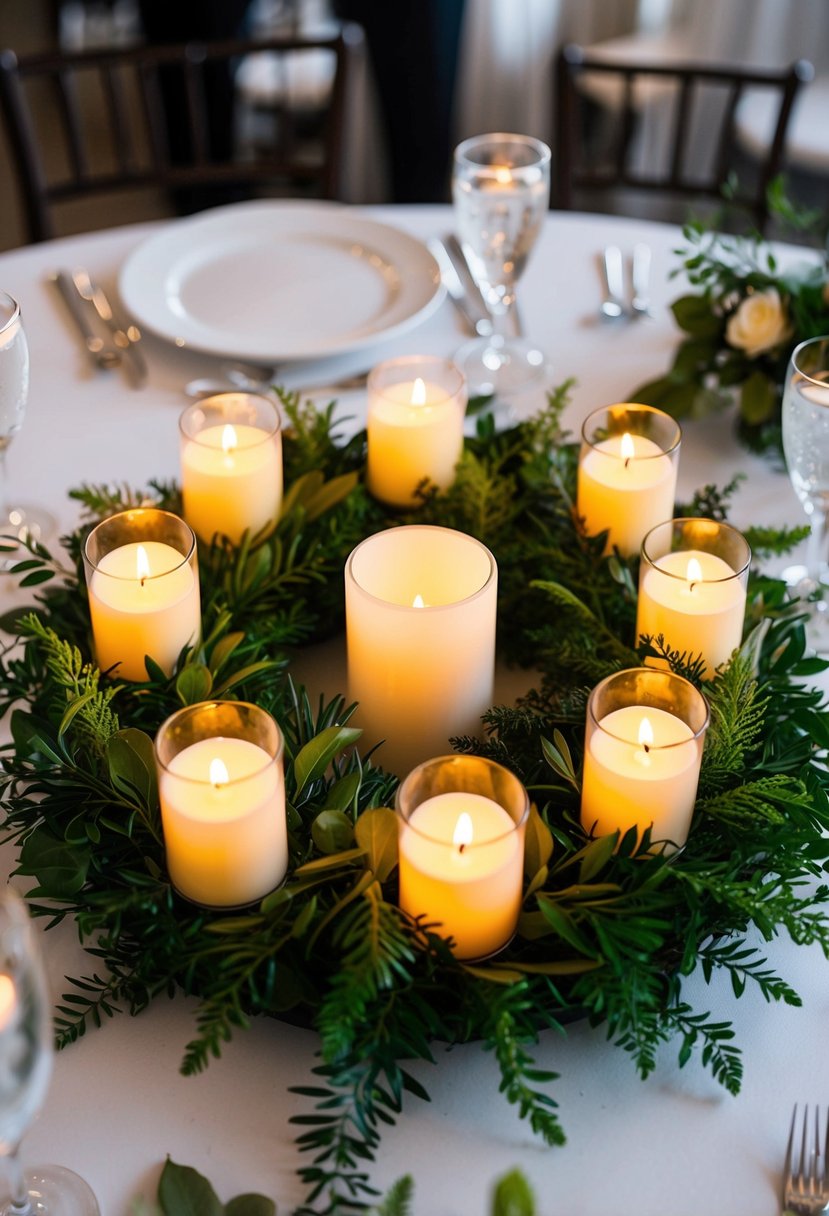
[554,44,813,232]
[0,25,363,244]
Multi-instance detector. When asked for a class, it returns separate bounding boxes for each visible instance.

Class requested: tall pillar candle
[577,403,681,557]
[155,700,288,908]
[345,526,497,775]
[637,518,750,679]
[396,754,529,959]
[581,667,709,852]
[366,355,466,507]
[83,509,201,681]
[179,392,283,545]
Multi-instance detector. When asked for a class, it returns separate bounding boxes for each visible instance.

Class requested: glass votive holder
[396,753,530,960]
[637,518,751,680]
[154,700,288,909]
[83,508,201,682]
[366,354,466,507]
[581,667,710,853]
[345,525,497,776]
[179,391,283,545]
[577,403,681,557]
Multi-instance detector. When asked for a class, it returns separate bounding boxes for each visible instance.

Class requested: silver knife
[428,238,492,337]
[72,268,147,388]
[52,271,122,371]
[444,232,524,338]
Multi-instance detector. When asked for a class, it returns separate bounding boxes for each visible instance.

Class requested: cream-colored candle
[346,526,497,775]
[180,421,283,545]
[581,704,703,850]
[578,432,677,556]
[637,548,746,678]
[88,540,200,681]
[398,791,522,959]
[366,357,466,507]
[158,735,287,908]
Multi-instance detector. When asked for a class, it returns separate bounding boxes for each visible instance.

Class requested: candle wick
[688,581,696,593]
[643,743,650,754]
[139,576,146,589]
[458,842,466,855]
[624,456,631,470]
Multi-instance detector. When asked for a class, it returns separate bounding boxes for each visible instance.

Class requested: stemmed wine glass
[0,886,99,1215]
[781,335,829,650]
[0,292,56,556]
[451,133,551,397]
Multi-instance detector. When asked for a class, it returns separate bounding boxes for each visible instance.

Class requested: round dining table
[0,203,826,1216]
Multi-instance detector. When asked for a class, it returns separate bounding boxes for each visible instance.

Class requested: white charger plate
[118,200,443,362]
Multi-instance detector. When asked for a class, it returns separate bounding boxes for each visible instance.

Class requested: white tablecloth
[0,204,826,1216]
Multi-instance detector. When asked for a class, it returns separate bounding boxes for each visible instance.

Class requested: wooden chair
[554,44,814,232]
[0,25,363,244]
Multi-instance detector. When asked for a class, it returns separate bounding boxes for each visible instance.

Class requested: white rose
[725,288,790,358]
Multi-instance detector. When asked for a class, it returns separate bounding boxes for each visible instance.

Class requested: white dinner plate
[118,200,443,362]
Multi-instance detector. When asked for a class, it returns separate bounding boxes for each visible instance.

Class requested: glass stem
[0,444,10,519]
[4,1145,33,1216]
[486,285,516,345]
[807,504,829,590]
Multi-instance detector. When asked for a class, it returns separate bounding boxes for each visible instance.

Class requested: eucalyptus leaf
[18,828,89,897]
[225,1195,276,1216]
[354,806,398,881]
[108,728,158,811]
[293,725,362,795]
[157,1159,224,1216]
[492,1169,536,1216]
[175,663,213,705]
[311,809,354,854]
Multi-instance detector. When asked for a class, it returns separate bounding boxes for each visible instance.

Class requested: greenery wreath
[2,384,829,1216]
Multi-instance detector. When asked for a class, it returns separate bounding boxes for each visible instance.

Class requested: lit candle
[85,512,201,682]
[366,356,466,507]
[0,973,16,1030]
[155,701,287,908]
[180,393,283,545]
[580,668,709,851]
[577,404,681,557]
[396,754,529,960]
[345,526,497,775]
[637,528,749,680]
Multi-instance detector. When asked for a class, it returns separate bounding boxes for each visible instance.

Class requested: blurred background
[0,0,827,251]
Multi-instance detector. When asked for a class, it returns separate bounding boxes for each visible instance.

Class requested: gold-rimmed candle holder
[396,754,529,960]
[577,403,681,557]
[82,508,200,681]
[581,667,710,852]
[637,518,750,679]
[154,699,287,909]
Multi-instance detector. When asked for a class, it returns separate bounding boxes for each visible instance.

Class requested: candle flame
[621,432,635,467]
[221,424,237,454]
[686,557,703,590]
[410,377,427,407]
[136,544,150,585]
[412,593,425,608]
[209,757,229,788]
[495,166,512,184]
[638,716,654,753]
[0,974,16,1031]
[453,811,474,853]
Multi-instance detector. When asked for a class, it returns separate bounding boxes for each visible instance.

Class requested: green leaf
[175,664,213,705]
[107,728,158,810]
[322,771,361,813]
[354,806,398,881]
[157,1159,223,1216]
[739,370,777,425]
[225,1196,276,1216]
[18,828,89,897]
[523,806,553,877]
[293,725,362,795]
[311,809,354,854]
[492,1169,536,1216]
[671,294,723,337]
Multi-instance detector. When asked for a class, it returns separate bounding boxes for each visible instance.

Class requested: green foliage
[629,185,829,454]
[2,388,829,1214]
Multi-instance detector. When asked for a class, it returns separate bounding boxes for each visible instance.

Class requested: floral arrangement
[632,190,829,454]
[2,388,828,1213]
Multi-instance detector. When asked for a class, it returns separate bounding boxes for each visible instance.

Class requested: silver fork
[783,1105,829,1215]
